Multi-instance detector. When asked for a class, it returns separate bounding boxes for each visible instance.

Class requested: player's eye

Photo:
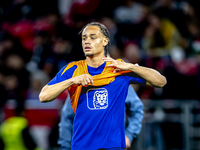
[91,37,96,39]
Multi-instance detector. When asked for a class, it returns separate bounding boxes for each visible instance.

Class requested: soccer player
[39,22,167,150]
[58,86,144,150]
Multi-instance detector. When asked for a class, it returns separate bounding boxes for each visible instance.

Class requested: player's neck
[86,54,105,68]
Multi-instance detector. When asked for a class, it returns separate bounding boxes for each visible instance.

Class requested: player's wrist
[69,77,76,85]
[127,63,136,71]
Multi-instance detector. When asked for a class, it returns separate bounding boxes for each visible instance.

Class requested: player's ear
[103,38,109,47]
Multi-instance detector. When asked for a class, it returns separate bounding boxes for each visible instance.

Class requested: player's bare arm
[39,74,94,102]
[102,57,167,88]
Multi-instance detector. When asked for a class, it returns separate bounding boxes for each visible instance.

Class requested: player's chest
[78,77,128,109]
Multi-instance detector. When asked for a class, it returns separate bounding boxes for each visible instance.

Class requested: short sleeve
[48,64,77,85]
[123,72,146,85]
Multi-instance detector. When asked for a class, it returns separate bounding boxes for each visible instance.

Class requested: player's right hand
[72,74,94,86]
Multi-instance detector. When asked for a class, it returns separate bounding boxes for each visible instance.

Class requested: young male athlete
[58,86,144,150]
[39,22,167,150]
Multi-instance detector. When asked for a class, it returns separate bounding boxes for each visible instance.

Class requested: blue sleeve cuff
[125,130,135,142]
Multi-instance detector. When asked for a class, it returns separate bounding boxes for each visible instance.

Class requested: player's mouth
[85,46,91,51]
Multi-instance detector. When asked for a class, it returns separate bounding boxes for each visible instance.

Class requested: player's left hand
[102,57,133,73]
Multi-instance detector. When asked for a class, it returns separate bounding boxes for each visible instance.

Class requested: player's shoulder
[67,60,86,66]
[65,60,85,69]
[60,60,86,76]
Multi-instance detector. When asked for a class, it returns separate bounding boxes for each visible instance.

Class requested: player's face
[82,26,108,57]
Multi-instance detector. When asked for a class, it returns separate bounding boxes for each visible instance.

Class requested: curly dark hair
[79,22,111,57]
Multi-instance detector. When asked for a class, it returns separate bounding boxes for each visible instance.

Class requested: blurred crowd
[1,0,200,149]
[1,0,200,110]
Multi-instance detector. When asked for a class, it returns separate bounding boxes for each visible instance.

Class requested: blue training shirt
[48,62,146,150]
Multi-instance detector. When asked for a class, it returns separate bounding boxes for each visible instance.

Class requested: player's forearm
[128,64,167,87]
[39,78,74,102]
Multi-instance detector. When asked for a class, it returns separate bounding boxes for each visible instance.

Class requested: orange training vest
[61,59,131,113]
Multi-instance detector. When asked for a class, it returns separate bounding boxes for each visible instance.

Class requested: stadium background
[0,0,200,149]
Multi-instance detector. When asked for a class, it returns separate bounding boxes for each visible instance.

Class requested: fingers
[90,76,94,85]
[84,77,90,85]
[103,57,122,72]
[82,78,88,86]
[103,57,120,72]
[107,64,114,67]
[73,74,94,86]
[81,74,94,86]
[102,57,114,62]
[103,57,115,67]
[85,74,94,85]
[113,68,121,73]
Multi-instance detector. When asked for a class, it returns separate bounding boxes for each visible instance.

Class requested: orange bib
[61,59,131,113]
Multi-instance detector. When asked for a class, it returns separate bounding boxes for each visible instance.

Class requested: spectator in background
[108,45,122,60]
[26,31,53,73]
[0,68,8,109]
[142,10,181,58]
[0,33,15,59]
[2,20,35,52]
[113,0,148,46]
[100,17,118,46]
[58,0,101,26]
[162,46,199,100]
[184,19,200,100]
[123,42,141,65]
[152,0,190,35]
[186,20,200,57]
[0,107,38,150]
[0,33,31,63]
[4,74,21,99]
[26,70,50,99]
[114,0,147,24]
[0,54,30,108]
[58,86,144,150]
[40,36,73,78]
[33,13,59,35]
[3,53,30,91]
[0,0,33,23]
